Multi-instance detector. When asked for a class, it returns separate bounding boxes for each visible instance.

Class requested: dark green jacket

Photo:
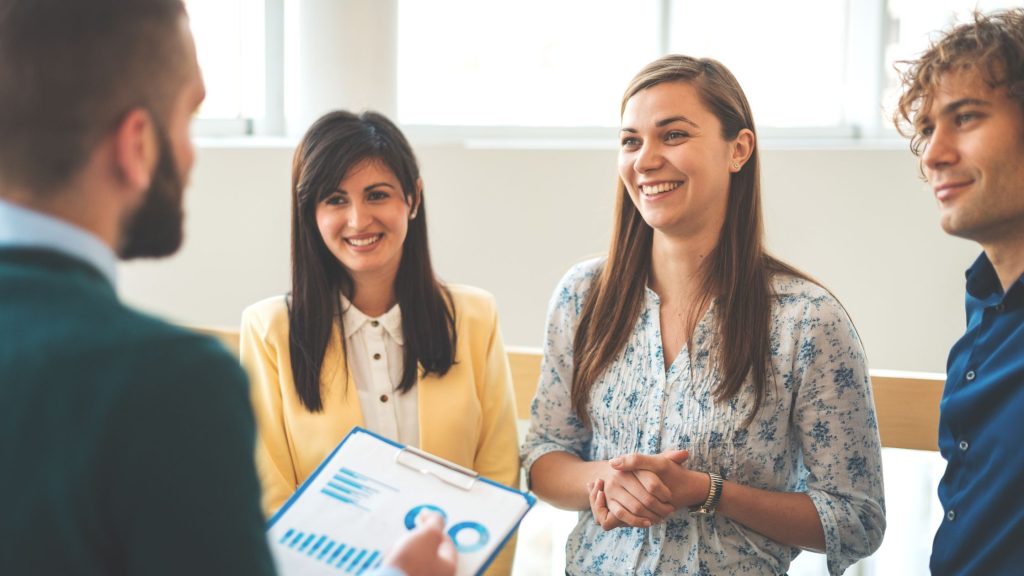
[0,248,276,575]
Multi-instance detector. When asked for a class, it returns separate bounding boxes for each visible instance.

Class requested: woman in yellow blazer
[239,110,520,575]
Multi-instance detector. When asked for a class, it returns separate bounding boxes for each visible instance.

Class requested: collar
[964,252,999,300]
[340,294,404,345]
[0,198,118,287]
[967,250,1024,295]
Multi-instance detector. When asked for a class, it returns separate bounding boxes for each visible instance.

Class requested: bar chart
[277,527,384,574]
[320,466,399,512]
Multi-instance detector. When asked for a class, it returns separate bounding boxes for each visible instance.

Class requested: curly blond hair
[893,8,1024,155]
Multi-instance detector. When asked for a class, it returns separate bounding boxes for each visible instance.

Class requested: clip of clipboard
[394,446,478,491]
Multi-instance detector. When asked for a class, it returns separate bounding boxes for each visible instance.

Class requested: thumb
[420,513,445,532]
[661,449,690,465]
[437,535,457,565]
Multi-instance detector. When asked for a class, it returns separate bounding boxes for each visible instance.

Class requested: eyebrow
[334,182,398,194]
[620,115,700,133]
[917,98,991,127]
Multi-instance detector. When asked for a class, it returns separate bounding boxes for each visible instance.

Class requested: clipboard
[266,427,535,576]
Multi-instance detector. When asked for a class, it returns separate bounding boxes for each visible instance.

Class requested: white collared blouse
[340,296,419,448]
[522,258,885,575]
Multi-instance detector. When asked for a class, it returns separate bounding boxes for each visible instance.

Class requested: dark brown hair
[893,8,1024,154]
[571,55,809,427]
[0,0,188,194]
[289,110,456,412]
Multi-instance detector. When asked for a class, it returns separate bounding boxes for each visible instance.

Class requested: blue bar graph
[276,527,383,573]
[320,467,399,511]
[336,548,355,568]
[347,550,367,571]
[339,468,399,492]
[308,535,327,556]
[358,551,381,574]
[329,543,347,564]
[320,486,371,511]
[298,533,316,552]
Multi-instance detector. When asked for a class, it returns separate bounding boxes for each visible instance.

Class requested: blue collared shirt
[931,252,1024,574]
[0,198,118,286]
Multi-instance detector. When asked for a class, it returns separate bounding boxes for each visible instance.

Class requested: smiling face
[918,67,1024,247]
[315,158,418,289]
[618,81,748,242]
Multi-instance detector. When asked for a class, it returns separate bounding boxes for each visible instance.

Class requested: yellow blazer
[239,284,520,575]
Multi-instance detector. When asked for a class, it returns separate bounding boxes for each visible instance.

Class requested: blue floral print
[522,259,885,575]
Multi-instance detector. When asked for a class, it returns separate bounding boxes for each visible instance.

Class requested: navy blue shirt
[931,253,1024,574]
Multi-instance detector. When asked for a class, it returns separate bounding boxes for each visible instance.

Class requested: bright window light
[883,0,1024,121]
[397,0,662,127]
[668,0,848,128]
[184,0,266,121]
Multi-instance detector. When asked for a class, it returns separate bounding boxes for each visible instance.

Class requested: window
[184,0,268,135]
[185,1,1024,137]
[668,0,849,128]
[398,0,1024,136]
[882,0,1024,122]
[398,0,855,131]
[397,0,662,127]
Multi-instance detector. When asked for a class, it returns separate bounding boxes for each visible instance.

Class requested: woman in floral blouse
[522,55,885,575]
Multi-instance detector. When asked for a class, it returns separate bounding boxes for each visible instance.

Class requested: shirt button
[959,440,969,451]
[373,353,381,360]
[371,320,380,327]
[965,370,976,381]
[947,510,956,521]
[379,394,389,403]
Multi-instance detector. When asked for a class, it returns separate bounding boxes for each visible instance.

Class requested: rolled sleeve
[790,294,886,574]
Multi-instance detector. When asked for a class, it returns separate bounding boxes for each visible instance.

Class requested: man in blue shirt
[892,8,1024,574]
[0,1,454,575]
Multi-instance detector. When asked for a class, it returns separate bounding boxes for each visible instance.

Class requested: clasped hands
[586,450,710,531]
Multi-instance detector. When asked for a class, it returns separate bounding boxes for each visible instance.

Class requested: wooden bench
[196,328,944,451]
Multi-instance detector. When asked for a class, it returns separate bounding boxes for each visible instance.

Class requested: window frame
[393,0,892,143]
[189,0,284,137]
[191,0,993,144]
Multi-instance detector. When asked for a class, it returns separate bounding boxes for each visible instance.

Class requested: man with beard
[0,1,454,575]
[893,8,1024,574]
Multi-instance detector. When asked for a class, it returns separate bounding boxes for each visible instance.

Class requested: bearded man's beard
[119,124,185,260]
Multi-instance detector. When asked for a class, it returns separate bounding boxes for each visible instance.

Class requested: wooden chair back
[194,328,943,451]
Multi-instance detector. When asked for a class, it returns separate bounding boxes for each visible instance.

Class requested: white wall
[119,140,978,374]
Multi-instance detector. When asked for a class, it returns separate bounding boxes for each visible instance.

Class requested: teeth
[347,234,382,247]
[640,182,681,195]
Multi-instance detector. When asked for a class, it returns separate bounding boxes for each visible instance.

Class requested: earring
[409,210,418,220]
[732,161,741,171]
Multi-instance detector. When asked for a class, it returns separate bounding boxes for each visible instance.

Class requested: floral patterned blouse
[522,259,885,575]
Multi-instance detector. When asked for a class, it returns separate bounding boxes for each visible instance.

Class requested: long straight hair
[288,110,456,412]
[571,55,809,427]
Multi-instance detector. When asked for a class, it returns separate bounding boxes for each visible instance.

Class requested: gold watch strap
[689,471,724,517]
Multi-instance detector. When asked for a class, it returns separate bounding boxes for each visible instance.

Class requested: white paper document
[266,427,534,576]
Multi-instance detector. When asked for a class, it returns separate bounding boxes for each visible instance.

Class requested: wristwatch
[689,471,724,517]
